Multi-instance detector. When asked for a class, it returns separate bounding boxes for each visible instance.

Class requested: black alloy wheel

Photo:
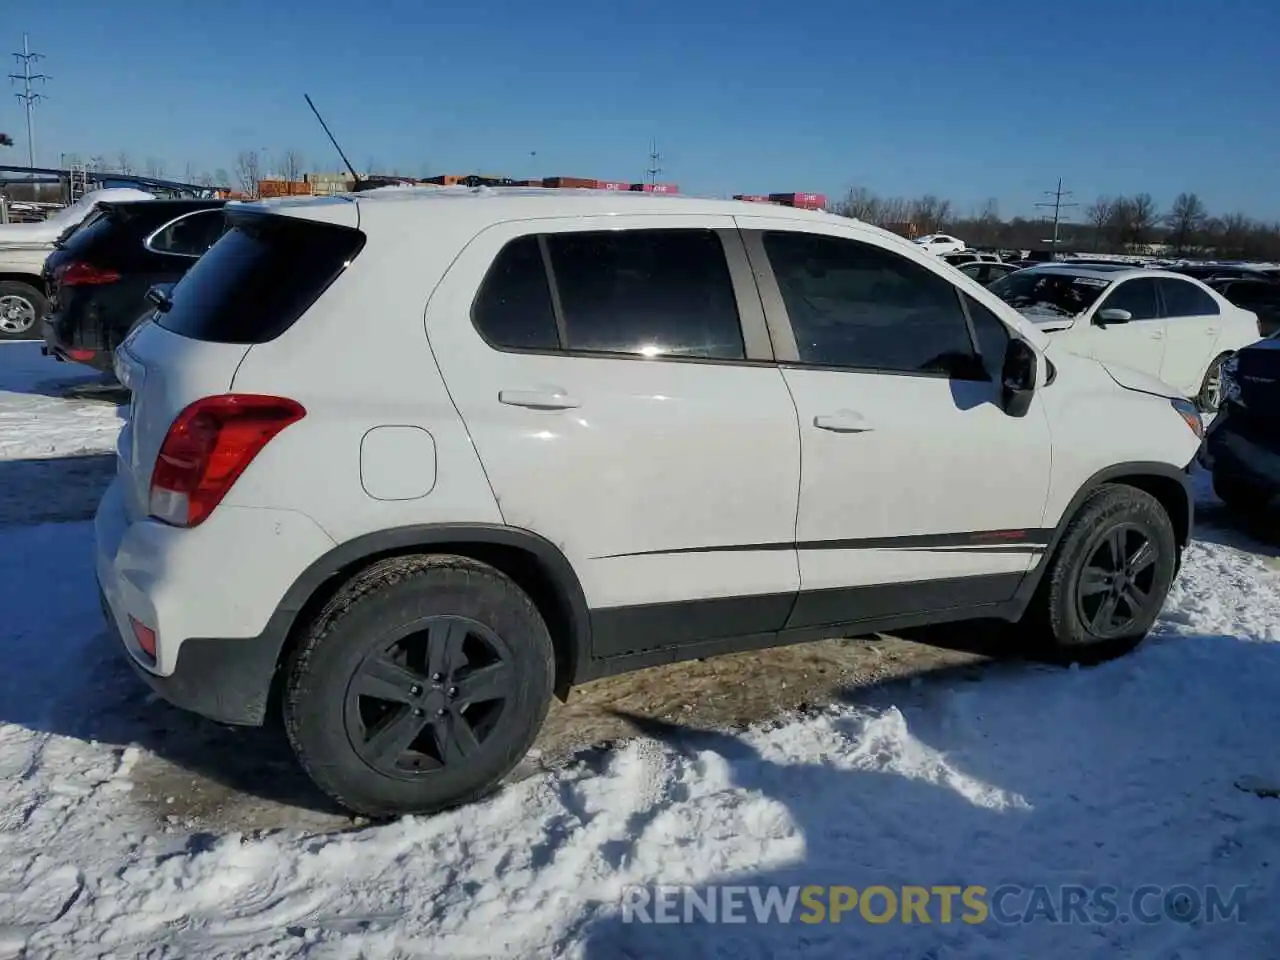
[345,616,514,778]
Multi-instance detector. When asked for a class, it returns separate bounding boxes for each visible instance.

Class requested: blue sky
[3,0,1278,219]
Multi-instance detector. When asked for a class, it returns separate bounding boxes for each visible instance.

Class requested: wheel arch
[266,524,592,711]
[1014,461,1194,610]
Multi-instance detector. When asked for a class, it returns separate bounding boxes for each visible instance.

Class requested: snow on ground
[2,346,1280,958]
[0,342,124,460]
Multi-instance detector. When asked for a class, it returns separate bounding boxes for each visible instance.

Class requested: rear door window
[471,236,559,350]
[546,229,745,360]
[1158,277,1220,318]
[155,212,366,343]
[147,210,227,258]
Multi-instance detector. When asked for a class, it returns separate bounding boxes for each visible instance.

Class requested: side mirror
[1096,307,1132,326]
[1001,338,1038,418]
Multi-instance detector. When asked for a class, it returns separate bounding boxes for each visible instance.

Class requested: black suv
[1208,278,1280,338]
[41,199,227,371]
[1202,334,1280,511]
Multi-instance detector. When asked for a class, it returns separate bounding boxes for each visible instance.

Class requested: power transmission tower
[1035,178,1078,249]
[8,33,48,170]
[645,139,662,187]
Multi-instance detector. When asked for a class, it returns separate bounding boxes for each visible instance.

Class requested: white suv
[97,188,1204,817]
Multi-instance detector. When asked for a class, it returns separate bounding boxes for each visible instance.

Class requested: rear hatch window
[154,211,366,344]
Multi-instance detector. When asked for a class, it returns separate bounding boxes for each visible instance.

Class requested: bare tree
[144,157,166,179]
[1106,197,1135,251]
[213,168,231,190]
[836,186,879,221]
[195,171,214,188]
[183,161,197,184]
[88,155,107,173]
[276,149,305,182]
[116,152,135,175]
[1127,193,1159,250]
[1165,192,1208,254]
[910,195,951,234]
[235,150,262,197]
[1085,196,1114,251]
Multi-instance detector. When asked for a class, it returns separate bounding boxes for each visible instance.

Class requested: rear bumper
[94,480,336,726]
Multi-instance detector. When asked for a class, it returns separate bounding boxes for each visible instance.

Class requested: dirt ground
[124,631,988,836]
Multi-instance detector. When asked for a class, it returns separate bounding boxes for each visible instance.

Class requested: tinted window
[148,210,227,257]
[1159,278,1220,318]
[959,263,985,279]
[155,213,365,344]
[1098,278,1160,321]
[472,236,559,350]
[547,229,744,360]
[763,231,977,375]
[964,294,1011,377]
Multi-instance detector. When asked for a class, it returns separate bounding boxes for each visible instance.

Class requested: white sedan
[912,233,966,255]
[986,263,1262,411]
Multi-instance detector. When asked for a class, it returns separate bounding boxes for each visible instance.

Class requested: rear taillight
[60,261,121,286]
[149,395,305,528]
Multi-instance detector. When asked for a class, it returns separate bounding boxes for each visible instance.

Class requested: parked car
[941,251,1003,267]
[0,187,155,341]
[1207,278,1280,337]
[987,264,1261,411]
[1169,263,1280,284]
[913,233,966,255]
[41,198,227,370]
[1201,333,1280,512]
[955,260,1022,286]
[99,188,1203,817]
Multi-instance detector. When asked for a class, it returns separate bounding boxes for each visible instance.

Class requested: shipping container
[769,192,826,210]
[424,174,468,186]
[733,194,774,203]
[542,177,598,189]
[597,180,630,191]
[257,179,312,198]
[629,183,679,193]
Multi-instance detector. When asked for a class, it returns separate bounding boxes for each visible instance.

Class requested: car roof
[247,185,924,245]
[1016,263,1188,282]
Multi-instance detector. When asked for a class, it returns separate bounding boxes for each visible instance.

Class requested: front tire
[284,554,555,818]
[0,281,47,341]
[1023,484,1177,663]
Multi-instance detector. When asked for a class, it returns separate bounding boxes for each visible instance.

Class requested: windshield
[987,270,1111,320]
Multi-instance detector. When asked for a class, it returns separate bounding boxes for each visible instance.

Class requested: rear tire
[284,554,555,818]
[1022,484,1177,664]
[0,281,47,341]
[1213,470,1274,514]
[1197,353,1231,414]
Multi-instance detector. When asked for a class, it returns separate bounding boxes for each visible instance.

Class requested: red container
[630,183,679,194]
[769,192,826,210]
[598,180,631,191]
[543,177,597,189]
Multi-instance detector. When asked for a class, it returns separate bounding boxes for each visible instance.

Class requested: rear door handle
[814,411,873,433]
[1206,327,1220,335]
[1150,330,1165,340]
[498,389,581,410]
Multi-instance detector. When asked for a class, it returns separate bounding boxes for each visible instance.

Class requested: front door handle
[499,389,580,410]
[814,411,873,433]
[1150,330,1165,340]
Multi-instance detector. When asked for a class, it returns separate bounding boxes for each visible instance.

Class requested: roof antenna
[304,93,365,189]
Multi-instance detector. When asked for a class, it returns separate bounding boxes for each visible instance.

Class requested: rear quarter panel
[223,204,504,543]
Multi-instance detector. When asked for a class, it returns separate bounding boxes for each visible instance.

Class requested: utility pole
[8,33,49,170]
[645,138,662,187]
[1034,178,1078,248]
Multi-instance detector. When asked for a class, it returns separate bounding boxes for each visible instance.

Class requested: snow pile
[1,344,1279,957]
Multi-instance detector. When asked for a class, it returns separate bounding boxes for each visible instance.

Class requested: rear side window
[1159,278,1220,318]
[472,236,559,350]
[547,229,744,360]
[147,210,227,258]
[155,213,365,344]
